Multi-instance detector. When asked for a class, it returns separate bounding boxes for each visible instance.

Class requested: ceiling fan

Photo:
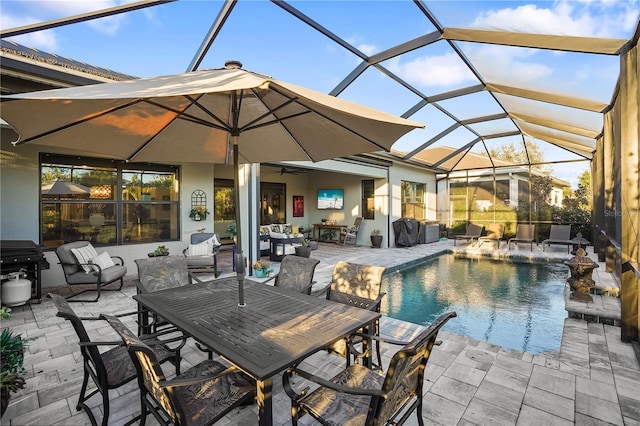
[279,166,299,175]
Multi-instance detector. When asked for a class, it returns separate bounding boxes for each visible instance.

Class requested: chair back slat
[371,311,457,425]
[486,224,504,238]
[274,256,320,294]
[466,223,484,237]
[135,256,191,292]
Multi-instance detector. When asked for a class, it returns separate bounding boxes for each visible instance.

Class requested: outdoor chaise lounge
[541,224,573,253]
[478,224,505,247]
[508,224,536,251]
[454,223,484,246]
[283,311,457,426]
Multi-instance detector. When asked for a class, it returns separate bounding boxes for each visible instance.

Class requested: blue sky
[2,0,639,187]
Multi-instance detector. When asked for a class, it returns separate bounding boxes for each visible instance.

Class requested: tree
[563,169,592,210]
[486,140,552,173]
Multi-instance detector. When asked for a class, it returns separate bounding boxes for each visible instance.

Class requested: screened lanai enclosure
[1,1,638,343]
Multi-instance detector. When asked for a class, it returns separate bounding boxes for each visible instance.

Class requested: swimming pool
[380,254,568,354]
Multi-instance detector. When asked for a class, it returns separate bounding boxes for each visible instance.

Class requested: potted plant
[1,327,27,417]
[189,205,209,221]
[295,238,312,258]
[252,259,272,278]
[226,223,237,242]
[148,245,170,257]
[370,229,383,248]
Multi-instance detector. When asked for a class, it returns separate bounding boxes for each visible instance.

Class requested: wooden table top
[134,277,379,380]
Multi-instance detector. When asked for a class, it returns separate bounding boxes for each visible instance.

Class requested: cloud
[1,13,59,51]
[388,53,476,87]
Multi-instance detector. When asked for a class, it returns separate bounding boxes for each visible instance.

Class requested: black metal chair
[103,314,256,426]
[325,261,386,369]
[266,255,320,295]
[134,255,202,335]
[183,232,221,277]
[49,293,185,426]
[283,311,457,426]
[55,241,127,302]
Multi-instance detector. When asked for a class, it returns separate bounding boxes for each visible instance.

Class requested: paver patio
[1,240,638,425]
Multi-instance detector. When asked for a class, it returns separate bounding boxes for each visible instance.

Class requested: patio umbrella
[1,61,424,306]
[41,179,91,239]
[41,179,91,196]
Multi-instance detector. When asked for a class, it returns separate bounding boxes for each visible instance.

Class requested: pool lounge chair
[478,224,505,247]
[508,224,536,251]
[541,224,572,253]
[454,223,484,246]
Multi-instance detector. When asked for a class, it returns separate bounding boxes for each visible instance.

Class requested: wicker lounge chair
[49,293,185,426]
[325,261,386,369]
[283,311,457,426]
[478,224,505,247]
[541,224,572,253]
[508,224,536,250]
[454,223,484,246]
[266,255,320,295]
[103,314,255,426]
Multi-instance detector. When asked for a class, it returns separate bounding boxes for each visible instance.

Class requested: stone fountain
[566,247,599,302]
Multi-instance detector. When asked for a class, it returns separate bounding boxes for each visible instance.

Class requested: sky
[2,0,639,189]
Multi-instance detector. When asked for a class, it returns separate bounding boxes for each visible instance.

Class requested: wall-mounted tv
[317,189,344,210]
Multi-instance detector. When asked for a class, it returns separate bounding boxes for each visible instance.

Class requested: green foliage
[370,229,381,235]
[1,329,26,397]
[0,308,10,320]
[320,229,337,240]
[226,222,237,237]
[152,245,169,256]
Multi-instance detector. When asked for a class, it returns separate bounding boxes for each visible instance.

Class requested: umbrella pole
[233,136,246,307]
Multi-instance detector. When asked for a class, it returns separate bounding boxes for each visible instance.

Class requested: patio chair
[477,223,505,247]
[283,311,457,426]
[541,224,572,253]
[49,293,185,426]
[102,314,256,426]
[508,224,536,251]
[134,255,202,335]
[265,255,320,295]
[454,223,484,246]
[183,232,221,277]
[325,261,387,369]
[339,216,364,245]
[55,241,127,302]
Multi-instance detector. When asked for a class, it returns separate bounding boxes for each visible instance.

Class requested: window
[214,179,235,239]
[40,154,179,248]
[401,180,426,220]
[362,179,375,220]
[260,182,286,225]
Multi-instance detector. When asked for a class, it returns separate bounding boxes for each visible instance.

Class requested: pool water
[380,254,568,354]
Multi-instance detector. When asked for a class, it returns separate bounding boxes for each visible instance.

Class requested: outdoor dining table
[133,276,380,426]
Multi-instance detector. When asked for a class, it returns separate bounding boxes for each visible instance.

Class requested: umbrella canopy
[2,61,424,306]
[41,179,91,195]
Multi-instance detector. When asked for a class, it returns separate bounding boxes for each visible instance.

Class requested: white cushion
[211,234,221,247]
[188,238,212,256]
[90,252,116,272]
[270,232,288,239]
[71,244,99,273]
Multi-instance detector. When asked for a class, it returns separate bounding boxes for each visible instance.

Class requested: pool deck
[2,240,638,425]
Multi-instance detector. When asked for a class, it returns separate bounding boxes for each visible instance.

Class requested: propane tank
[1,270,32,307]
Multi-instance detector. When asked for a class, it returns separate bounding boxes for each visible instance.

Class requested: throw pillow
[71,244,99,273]
[291,225,300,235]
[188,240,211,256]
[211,234,221,247]
[90,252,116,272]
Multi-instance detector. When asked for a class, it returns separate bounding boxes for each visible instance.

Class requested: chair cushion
[90,252,116,272]
[70,244,99,273]
[185,255,215,267]
[188,239,212,256]
[270,232,288,239]
[65,264,127,284]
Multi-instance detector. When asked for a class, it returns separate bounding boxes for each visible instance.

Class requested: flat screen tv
[317,189,344,210]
